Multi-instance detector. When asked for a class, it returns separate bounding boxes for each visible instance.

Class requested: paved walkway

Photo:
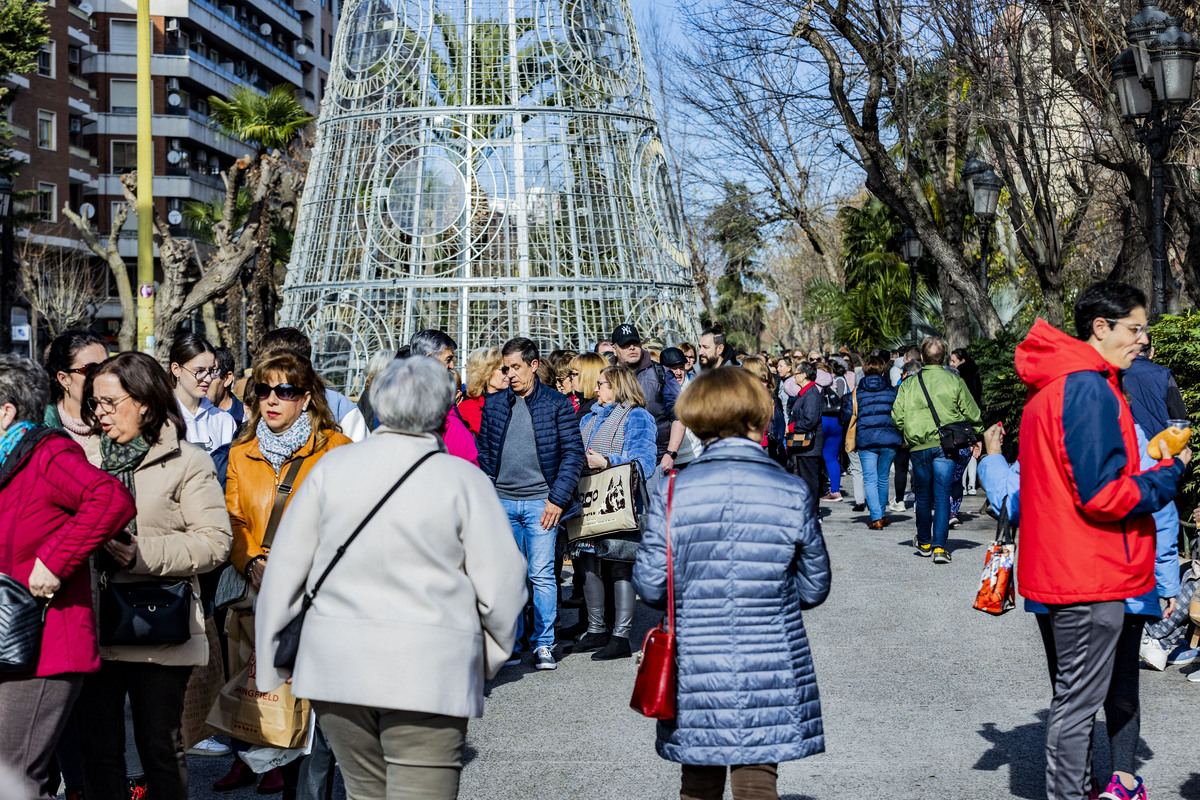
[185,496,1200,800]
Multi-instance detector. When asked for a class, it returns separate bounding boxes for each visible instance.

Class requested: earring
[140,409,146,416]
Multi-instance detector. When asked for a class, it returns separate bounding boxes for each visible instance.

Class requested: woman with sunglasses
[169,333,236,454]
[43,329,109,464]
[214,352,352,794]
[457,347,508,436]
[74,353,231,800]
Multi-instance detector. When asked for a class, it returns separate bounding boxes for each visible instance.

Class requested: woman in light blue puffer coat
[634,367,831,800]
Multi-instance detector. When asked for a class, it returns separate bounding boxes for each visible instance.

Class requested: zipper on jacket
[1121,520,1130,563]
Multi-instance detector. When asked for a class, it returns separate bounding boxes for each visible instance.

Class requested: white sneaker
[967,489,977,496]
[1188,669,1200,682]
[186,736,230,757]
[1139,634,1170,671]
[887,500,906,514]
[534,646,557,670]
[904,491,916,503]
[948,516,960,528]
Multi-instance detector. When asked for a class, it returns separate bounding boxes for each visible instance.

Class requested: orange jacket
[226,428,352,572]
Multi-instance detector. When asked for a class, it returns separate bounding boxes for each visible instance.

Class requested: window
[111,141,137,172]
[37,41,54,78]
[36,110,55,150]
[110,79,137,113]
[110,19,137,54]
[37,183,57,222]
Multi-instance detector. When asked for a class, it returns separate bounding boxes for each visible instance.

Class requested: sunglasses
[499,365,510,374]
[254,383,303,401]
[66,362,102,376]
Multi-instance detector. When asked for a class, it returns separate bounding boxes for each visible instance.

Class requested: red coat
[0,431,136,676]
[457,396,484,435]
[1015,320,1183,604]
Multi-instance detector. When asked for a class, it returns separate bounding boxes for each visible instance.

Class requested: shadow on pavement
[974,710,1048,799]
[1180,773,1200,799]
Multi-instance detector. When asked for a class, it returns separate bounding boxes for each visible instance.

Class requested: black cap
[611,323,640,347]
[660,347,687,368]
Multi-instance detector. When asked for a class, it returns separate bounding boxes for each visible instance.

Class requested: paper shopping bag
[206,651,310,749]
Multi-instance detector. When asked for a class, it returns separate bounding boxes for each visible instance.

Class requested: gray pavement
[182,496,1200,800]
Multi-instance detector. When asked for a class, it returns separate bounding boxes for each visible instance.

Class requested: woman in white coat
[254,356,527,800]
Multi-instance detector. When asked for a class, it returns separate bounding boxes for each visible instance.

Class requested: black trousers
[893,447,910,501]
[793,457,822,516]
[75,661,192,800]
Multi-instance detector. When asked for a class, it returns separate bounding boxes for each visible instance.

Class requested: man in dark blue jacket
[478,337,585,671]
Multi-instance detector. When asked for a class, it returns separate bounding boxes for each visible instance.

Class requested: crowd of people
[0,278,1196,800]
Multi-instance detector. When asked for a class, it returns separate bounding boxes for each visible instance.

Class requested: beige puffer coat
[100,423,232,666]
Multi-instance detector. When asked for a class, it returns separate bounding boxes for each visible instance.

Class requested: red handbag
[630,471,678,720]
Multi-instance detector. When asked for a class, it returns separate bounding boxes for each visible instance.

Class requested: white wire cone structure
[279,0,698,395]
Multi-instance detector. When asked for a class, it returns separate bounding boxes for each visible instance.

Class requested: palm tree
[205,83,313,341]
[207,84,314,156]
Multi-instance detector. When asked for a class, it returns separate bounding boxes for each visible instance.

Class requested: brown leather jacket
[226,428,352,573]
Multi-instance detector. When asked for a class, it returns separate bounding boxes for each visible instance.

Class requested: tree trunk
[940,270,971,350]
[202,301,221,346]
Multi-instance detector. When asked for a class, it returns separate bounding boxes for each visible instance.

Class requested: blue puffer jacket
[478,381,586,511]
[633,437,830,766]
[852,374,902,449]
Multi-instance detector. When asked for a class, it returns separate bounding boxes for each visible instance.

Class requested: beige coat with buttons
[100,423,232,666]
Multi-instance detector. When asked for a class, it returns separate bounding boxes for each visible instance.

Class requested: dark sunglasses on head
[66,362,101,376]
[254,383,303,401]
[499,365,510,374]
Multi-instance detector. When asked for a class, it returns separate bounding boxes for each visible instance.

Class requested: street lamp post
[901,227,923,342]
[971,168,1003,294]
[1112,0,1199,318]
[0,176,13,353]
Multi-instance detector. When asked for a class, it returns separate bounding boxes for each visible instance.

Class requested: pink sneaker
[1098,775,1147,800]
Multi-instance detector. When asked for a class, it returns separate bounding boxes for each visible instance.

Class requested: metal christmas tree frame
[280,0,697,395]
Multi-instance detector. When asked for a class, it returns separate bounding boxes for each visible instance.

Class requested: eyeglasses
[65,362,101,376]
[254,383,303,401]
[1106,319,1150,338]
[597,380,611,388]
[181,366,223,381]
[568,370,579,378]
[87,395,132,414]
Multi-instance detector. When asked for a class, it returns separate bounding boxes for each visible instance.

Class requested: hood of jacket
[858,374,890,393]
[1016,319,1116,392]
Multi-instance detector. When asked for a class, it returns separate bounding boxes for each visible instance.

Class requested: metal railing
[192,0,302,71]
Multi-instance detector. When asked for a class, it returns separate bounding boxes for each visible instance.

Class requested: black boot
[573,631,609,652]
[591,636,631,660]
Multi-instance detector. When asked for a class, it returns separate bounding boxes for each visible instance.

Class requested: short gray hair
[408,329,457,360]
[0,355,51,424]
[370,356,454,434]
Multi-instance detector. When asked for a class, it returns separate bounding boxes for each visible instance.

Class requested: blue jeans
[500,498,558,651]
[858,447,897,523]
[910,447,955,549]
[821,417,844,493]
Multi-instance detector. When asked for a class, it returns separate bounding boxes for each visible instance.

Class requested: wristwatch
[665,450,678,459]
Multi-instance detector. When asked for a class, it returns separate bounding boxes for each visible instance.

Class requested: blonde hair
[575,352,607,401]
[741,357,771,387]
[464,347,503,399]
[675,367,773,441]
[601,365,647,408]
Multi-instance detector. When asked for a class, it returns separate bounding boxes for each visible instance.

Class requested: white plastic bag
[238,710,317,773]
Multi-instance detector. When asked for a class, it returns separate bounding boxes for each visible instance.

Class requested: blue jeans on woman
[858,447,897,523]
[821,417,844,494]
[910,447,955,549]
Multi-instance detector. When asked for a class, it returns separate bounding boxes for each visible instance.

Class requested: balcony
[191,0,303,75]
[69,74,89,91]
[7,123,29,140]
[68,3,89,21]
[247,0,303,38]
[67,26,91,46]
[88,111,251,161]
[69,144,91,160]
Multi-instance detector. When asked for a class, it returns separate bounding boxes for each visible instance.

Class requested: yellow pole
[135,0,154,353]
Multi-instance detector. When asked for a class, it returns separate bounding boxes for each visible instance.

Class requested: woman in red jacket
[0,355,136,800]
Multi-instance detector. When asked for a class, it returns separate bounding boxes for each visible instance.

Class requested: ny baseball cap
[611,323,640,347]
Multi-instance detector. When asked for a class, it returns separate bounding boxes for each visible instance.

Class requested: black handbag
[274,452,435,670]
[0,574,47,673]
[98,578,193,647]
[916,372,978,458]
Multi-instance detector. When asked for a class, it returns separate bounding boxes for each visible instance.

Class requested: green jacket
[890,365,983,452]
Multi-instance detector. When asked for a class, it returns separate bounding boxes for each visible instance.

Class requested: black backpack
[819,386,843,417]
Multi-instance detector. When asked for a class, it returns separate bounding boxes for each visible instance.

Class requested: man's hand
[586,449,609,470]
[1192,506,1200,525]
[983,423,1005,456]
[540,501,563,530]
[1163,597,1177,620]
[1178,447,1193,468]
[28,558,61,598]
[659,453,675,475]
[104,535,138,567]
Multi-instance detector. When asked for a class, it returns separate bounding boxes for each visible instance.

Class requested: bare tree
[61,201,135,351]
[16,222,105,338]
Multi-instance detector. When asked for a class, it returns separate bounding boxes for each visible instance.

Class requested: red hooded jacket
[0,430,136,676]
[1015,320,1183,603]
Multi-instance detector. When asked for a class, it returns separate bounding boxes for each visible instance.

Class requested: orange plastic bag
[973,500,1016,616]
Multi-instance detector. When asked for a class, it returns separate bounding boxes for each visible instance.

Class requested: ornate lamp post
[1113,0,1199,317]
[971,167,1003,293]
[901,227,923,342]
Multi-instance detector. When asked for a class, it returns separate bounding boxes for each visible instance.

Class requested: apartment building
[1,0,339,346]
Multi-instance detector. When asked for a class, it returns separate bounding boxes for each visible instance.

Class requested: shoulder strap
[304,450,437,605]
[915,371,943,429]
[261,455,309,551]
[664,470,677,634]
[653,362,667,407]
